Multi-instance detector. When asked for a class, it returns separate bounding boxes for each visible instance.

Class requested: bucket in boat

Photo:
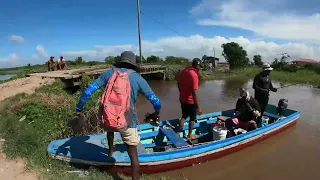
[212,126,228,141]
[262,116,269,127]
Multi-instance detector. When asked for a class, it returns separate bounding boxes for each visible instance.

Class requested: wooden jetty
[26,64,167,87]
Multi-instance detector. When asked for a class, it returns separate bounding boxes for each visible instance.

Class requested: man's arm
[234,99,246,118]
[177,70,182,90]
[137,75,161,114]
[252,99,262,117]
[253,75,268,93]
[190,71,200,109]
[269,79,277,92]
[76,70,112,112]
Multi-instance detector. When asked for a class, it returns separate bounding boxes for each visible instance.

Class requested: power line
[140,10,188,38]
[139,10,217,58]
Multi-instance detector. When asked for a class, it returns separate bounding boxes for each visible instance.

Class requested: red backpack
[100,68,134,131]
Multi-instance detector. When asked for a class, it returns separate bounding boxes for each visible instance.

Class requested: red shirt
[178,67,199,104]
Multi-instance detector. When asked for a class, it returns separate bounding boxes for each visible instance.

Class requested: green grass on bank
[0,78,172,180]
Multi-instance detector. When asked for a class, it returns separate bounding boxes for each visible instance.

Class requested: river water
[135,79,320,180]
[0,74,15,81]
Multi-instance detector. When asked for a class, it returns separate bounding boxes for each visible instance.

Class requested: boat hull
[49,109,299,175]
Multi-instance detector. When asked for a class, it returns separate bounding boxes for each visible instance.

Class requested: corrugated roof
[292,58,319,64]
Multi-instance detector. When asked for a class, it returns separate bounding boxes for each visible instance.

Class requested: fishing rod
[277,83,298,89]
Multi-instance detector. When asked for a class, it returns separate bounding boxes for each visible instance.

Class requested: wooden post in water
[137,0,143,64]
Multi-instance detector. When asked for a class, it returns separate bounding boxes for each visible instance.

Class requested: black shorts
[181,103,197,121]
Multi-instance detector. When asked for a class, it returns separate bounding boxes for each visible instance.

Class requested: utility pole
[213,47,216,60]
[213,47,216,68]
[137,0,143,64]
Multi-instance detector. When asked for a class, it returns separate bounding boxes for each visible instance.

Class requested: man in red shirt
[177,58,203,140]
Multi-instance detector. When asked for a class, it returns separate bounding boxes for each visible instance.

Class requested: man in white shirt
[208,62,213,72]
[58,56,69,70]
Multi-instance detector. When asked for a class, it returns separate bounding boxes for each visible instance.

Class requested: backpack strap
[112,67,136,75]
[126,69,135,75]
[112,67,118,73]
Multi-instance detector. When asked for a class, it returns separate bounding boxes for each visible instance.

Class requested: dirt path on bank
[0,76,55,180]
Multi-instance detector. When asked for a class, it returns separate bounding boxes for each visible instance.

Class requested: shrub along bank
[165,65,320,85]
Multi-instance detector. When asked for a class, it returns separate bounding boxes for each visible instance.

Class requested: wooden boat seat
[217,116,230,122]
[159,128,189,148]
[137,142,147,154]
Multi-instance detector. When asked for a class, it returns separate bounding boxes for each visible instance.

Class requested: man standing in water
[176,58,203,140]
[75,51,161,180]
[252,62,277,127]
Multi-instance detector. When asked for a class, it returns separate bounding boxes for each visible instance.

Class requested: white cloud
[60,35,320,63]
[9,35,25,43]
[3,34,320,68]
[36,45,48,58]
[62,45,134,59]
[191,0,320,42]
[0,53,19,62]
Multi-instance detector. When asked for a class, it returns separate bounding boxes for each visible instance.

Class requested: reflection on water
[135,79,320,180]
[0,74,15,81]
[222,78,249,98]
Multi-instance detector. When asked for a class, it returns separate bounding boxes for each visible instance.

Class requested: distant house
[206,56,220,67]
[292,58,319,66]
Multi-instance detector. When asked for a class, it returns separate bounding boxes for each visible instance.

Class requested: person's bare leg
[107,132,114,156]
[187,121,196,139]
[177,117,185,135]
[126,144,140,180]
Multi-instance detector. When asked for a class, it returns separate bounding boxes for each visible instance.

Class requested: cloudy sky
[0,0,320,68]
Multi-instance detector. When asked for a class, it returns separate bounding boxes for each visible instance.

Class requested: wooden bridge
[26,64,167,87]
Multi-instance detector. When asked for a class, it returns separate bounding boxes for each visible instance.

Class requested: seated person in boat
[57,56,69,70]
[47,56,57,71]
[225,88,261,137]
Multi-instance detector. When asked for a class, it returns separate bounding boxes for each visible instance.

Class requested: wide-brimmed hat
[262,62,273,71]
[113,51,138,68]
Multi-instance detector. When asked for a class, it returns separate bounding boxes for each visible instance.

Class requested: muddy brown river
[135,79,320,180]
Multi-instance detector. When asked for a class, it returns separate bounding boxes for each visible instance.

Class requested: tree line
[68,55,190,66]
[67,42,267,70]
[66,42,311,72]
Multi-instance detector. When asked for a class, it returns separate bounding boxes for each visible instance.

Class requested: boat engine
[277,99,288,117]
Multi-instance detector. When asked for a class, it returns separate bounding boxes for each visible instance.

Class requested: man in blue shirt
[75,51,161,180]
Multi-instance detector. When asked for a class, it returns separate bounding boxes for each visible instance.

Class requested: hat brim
[113,59,139,69]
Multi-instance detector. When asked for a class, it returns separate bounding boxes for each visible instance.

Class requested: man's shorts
[181,103,197,121]
[102,126,140,146]
[119,128,140,146]
[232,118,257,130]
